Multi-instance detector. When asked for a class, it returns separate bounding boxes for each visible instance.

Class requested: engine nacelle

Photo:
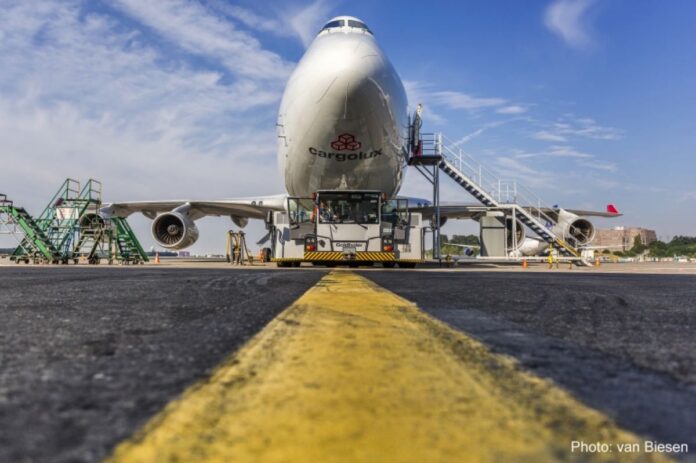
[552,209,596,247]
[79,212,104,229]
[152,212,199,249]
[511,236,548,257]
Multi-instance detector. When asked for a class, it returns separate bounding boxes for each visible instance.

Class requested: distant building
[593,227,657,251]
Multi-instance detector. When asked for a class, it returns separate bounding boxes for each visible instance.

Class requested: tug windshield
[317,192,380,225]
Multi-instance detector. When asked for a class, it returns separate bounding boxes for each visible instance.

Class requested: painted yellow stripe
[108,272,670,463]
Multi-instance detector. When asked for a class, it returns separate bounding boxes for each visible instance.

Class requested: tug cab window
[317,192,380,225]
[288,198,314,226]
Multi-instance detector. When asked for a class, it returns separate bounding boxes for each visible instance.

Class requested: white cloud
[495,156,557,189]
[207,0,333,47]
[532,130,567,142]
[112,0,294,80]
[547,145,593,158]
[0,0,289,253]
[207,1,283,35]
[680,192,696,202]
[450,120,510,147]
[559,118,622,140]
[534,117,622,142]
[513,145,592,160]
[288,0,332,47]
[497,105,527,115]
[429,91,506,110]
[544,0,597,49]
[577,159,617,172]
[452,127,488,146]
[404,82,528,120]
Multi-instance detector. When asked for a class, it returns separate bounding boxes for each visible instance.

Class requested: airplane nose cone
[300,34,398,120]
[324,36,384,80]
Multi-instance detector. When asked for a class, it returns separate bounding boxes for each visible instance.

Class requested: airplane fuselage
[277,17,409,198]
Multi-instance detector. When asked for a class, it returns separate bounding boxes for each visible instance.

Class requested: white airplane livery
[102,16,618,262]
[279,17,408,198]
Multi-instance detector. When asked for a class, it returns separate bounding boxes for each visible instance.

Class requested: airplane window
[321,20,344,31]
[347,20,371,33]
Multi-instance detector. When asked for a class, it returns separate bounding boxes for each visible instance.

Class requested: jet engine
[511,236,548,257]
[552,209,596,247]
[79,212,104,229]
[152,212,199,249]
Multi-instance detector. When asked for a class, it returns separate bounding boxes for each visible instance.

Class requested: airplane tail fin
[607,204,620,215]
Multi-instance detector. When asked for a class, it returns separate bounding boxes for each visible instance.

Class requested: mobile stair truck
[268,190,424,268]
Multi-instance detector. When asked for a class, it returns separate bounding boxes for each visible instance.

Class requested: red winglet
[606,204,619,214]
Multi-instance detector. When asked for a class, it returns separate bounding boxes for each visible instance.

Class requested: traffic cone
[155,252,160,264]
[522,258,528,269]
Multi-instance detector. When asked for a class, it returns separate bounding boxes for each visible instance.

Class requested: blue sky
[1,0,694,252]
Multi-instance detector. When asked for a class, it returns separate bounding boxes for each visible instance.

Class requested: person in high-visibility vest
[547,250,554,269]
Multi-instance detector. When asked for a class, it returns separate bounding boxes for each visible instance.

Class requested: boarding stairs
[0,194,62,263]
[417,133,585,260]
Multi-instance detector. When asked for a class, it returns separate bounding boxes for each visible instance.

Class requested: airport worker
[232,235,241,265]
[548,246,554,269]
[319,201,333,222]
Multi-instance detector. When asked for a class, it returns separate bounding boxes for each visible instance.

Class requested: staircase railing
[423,133,589,258]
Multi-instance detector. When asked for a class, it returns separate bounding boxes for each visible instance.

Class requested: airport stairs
[4,179,148,264]
[12,179,83,262]
[0,194,62,263]
[111,217,149,264]
[418,134,584,260]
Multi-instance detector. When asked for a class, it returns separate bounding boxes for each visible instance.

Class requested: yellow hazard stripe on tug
[304,251,395,261]
[108,272,670,463]
[304,251,343,260]
[355,251,394,261]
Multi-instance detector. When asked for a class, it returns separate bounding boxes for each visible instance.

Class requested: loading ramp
[409,133,588,263]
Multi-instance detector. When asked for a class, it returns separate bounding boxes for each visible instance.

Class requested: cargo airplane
[101,16,619,259]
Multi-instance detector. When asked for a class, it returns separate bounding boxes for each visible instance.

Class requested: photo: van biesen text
[571,440,688,454]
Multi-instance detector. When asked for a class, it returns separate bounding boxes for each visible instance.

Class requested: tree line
[612,235,696,258]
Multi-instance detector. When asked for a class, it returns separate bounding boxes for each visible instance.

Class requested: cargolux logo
[330,133,361,151]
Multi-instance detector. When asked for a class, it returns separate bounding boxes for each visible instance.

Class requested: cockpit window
[347,20,371,33]
[321,20,344,31]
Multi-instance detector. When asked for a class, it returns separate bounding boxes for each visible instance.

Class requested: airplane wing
[409,202,622,219]
[100,195,287,222]
[551,208,622,218]
[408,203,491,220]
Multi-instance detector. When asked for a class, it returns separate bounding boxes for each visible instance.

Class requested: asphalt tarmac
[1,267,694,462]
[363,271,696,457]
[0,268,326,463]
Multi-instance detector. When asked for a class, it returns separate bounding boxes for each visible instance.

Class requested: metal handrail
[36,178,81,221]
[435,133,592,247]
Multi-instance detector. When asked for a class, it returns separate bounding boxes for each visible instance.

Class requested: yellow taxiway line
[108,271,669,462]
